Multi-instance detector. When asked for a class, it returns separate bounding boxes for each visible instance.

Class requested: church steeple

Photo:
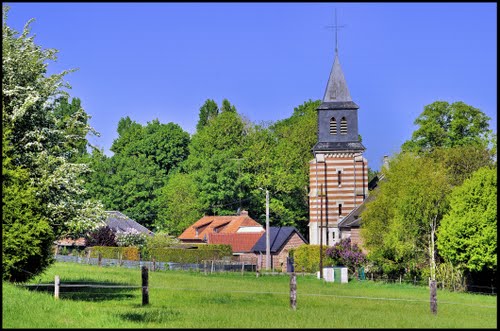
[323,51,352,103]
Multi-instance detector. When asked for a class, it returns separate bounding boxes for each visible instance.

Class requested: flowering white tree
[3,6,105,281]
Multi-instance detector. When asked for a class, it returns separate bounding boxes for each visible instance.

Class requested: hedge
[290,245,334,273]
[148,244,232,263]
[87,246,140,261]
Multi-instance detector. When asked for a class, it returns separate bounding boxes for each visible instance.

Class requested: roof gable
[252,227,308,253]
[105,211,153,235]
[178,214,263,241]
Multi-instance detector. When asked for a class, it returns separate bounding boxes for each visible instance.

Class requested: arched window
[329,117,337,135]
[340,117,347,134]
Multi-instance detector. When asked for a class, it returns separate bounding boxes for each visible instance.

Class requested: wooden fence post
[142,265,149,306]
[54,275,60,299]
[430,279,437,315]
[98,252,102,267]
[152,257,156,272]
[290,272,297,310]
[241,262,245,275]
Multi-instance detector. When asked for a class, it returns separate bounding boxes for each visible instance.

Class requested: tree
[437,167,497,273]
[401,101,491,154]
[196,99,219,132]
[185,109,249,216]
[221,98,237,113]
[2,126,54,282]
[2,6,105,283]
[361,152,451,280]
[85,226,117,247]
[154,172,204,235]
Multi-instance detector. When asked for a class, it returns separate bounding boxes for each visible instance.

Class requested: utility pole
[266,189,271,270]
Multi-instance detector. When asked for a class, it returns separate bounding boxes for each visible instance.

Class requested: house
[252,226,308,272]
[54,211,153,252]
[337,170,387,252]
[178,210,264,244]
[105,211,153,236]
[207,232,263,264]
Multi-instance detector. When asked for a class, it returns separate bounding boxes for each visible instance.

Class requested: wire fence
[53,254,496,295]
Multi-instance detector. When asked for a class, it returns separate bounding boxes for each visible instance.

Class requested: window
[338,204,342,216]
[340,117,347,134]
[337,170,342,186]
[330,117,337,135]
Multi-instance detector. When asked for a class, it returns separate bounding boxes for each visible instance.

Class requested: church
[308,44,369,248]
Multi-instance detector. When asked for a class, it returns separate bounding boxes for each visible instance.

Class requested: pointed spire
[322,50,352,103]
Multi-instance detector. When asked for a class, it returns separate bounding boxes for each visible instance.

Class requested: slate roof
[104,211,153,235]
[207,233,264,253]
[323,52,352,103]
[338,174,386,229]
[252,226,308,253]
[312,141,366,153]
[178,211,264,242]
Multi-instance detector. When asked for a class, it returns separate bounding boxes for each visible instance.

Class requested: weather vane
[325,8,346,54]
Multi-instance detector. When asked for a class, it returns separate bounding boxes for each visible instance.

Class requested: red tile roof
[207,233,264,253]
[178,212,263,242]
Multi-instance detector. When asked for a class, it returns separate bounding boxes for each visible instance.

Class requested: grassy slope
[3,262,497,328]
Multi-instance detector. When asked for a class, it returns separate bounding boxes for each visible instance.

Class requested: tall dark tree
[196,99,219,132]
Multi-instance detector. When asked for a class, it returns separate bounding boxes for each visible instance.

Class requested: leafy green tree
[2,126,54,282]
[2,7,105,245]
[154,172,204,235]
[221,98,237,113]
[361,152,451,279]
[185,109,249,216]
[437,167,497,273]
[401,101,491,153]
[245,100,320,235]
[196,99,219,132]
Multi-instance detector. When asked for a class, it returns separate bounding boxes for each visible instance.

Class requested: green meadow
[2,262,496,328]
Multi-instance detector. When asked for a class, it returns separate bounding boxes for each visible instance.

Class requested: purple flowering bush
[325,238,366,274]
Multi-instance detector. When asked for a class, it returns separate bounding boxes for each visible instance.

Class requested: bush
[325,238,366,275]
[115,228,148,252]
[149,244,232,263]
[85,226,117,247]
[88,246,140,261]
[142,233,180,259]
[292,245,333,273]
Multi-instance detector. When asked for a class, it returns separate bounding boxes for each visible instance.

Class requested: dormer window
[329,117,337,135]
[340,117,347,134]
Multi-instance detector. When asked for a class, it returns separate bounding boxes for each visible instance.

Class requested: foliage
[85,226,117,247]
[361,152,451,279]
[291,245,333,273]
[435,262,466,292]
[142,233,180,258]
[2,7,105,281]
[401,101,491,154]
[325,238,366,274]
[2,127,54,282]
[437,166,497,273]
[115,228,149,252]
[88,246,140,261]
[148,245,232,263]
[196,99,219,132]
[154,172,204,235]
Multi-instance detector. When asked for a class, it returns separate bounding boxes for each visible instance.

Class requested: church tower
[308,47,368,246]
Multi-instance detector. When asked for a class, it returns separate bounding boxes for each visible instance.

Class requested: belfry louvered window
[329,117,337,135]
[340,117,347,134]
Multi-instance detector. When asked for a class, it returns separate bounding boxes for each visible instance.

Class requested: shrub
[142,233,180,259]
[87,246,140,261]
[85,226,117,247]
[292,245,333,273]
[325,238,366,275]
[149,244,232,263]
[115,228,148,251]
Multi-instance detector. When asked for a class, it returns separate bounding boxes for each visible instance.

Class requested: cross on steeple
[325,9,346,54]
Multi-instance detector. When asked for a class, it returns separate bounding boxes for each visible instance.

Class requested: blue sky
[4,2,497,170]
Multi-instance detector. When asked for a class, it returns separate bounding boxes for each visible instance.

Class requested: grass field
[2,262,497,328]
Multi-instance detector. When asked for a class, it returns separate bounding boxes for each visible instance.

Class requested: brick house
[252,226,308,272]
[178,210,264,244]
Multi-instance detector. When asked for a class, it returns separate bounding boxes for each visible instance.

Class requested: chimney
[240,210,248,216]
[382,155,389,170]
